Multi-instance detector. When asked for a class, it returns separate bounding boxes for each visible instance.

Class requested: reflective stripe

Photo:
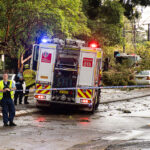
[81,49,96,53]
[36,84,51,94]
[77,89,92,99]
[97,51,102,58]
[23,69,36,86]
[0,80,14,100]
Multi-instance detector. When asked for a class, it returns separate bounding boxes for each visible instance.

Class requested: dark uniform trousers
[24,84,34,103]
[14,91,23,104]
[1,98,15,124]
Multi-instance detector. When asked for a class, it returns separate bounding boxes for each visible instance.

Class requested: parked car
[0,74,26,93]
[135,70,150,85]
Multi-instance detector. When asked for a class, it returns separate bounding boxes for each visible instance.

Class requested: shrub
[102,71,135,86]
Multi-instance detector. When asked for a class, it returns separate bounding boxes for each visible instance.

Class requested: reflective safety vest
[0,80,14,100]
[23,69,36,87]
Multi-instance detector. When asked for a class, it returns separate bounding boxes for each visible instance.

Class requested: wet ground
[0,110,108,150]
[1,89,150,150]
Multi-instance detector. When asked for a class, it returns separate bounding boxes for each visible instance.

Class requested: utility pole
[123,26,126,53]
[148,23,150,41]
[133,23,136,51]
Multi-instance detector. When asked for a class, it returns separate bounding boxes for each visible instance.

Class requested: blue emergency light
[41,38,48,43]
[41,36,51,43]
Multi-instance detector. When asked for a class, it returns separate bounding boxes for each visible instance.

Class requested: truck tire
[91,103,96,114]
[89,99,96,114]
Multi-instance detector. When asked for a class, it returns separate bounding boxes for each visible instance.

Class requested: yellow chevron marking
[45,85,51,94]
[36,84,42,93]
[86,90,92,98]
[77,89,86,98]
[36,84,51,94]
[40,85,51,94]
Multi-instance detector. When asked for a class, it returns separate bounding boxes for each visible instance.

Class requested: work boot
[24,101,29,104]
[3,123,9,127]
[9,122,17,126]
[24,97,29,104]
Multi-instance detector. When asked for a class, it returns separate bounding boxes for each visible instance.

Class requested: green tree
[82,0,124,46]
[0,0,90,60]
[135,42,150,71]
[119,0,150,19]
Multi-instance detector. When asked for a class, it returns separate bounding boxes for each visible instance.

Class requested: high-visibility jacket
[0,80,14,100]
[23,69,36,87]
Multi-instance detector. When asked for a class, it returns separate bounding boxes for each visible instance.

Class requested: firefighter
[0,73,16,126]
[14,69,24,105]
[23,64,36,104]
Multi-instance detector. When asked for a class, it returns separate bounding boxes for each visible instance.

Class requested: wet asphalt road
[0,108,107,150]
[0,107,150,150]
[1,89,150,150]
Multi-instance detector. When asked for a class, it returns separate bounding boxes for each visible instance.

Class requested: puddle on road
[36,117,46,122]
[103,130,144,141]
[79,117,90,126]
[79,117,90,122]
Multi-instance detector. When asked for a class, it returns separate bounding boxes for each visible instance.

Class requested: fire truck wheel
[90,99,96,114]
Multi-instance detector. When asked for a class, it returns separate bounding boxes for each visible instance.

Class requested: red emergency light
[90,43,97,48]
[89,41,99,48]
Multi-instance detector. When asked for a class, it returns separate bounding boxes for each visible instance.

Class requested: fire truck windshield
[56,57,78,69]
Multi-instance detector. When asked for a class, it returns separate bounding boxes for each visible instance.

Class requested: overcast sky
[139,6,150,29]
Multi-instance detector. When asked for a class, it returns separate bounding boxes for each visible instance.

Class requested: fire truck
[30,38,103,112]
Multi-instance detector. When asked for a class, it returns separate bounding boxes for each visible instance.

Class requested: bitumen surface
[0,89,150,149]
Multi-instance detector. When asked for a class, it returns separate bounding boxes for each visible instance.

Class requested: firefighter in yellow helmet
[23,64,36,104]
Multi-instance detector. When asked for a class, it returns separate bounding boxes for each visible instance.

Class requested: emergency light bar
[65,39,85,47]
[40,37,99,49]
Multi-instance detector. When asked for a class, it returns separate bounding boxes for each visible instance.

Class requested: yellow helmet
[24,64,29,69]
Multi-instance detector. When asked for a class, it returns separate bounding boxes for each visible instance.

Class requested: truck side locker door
[78,51,96,86]
[36,44,57,84]
[76,48,96,108]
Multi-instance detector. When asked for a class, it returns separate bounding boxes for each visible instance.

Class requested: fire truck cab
[31,38,103,112]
